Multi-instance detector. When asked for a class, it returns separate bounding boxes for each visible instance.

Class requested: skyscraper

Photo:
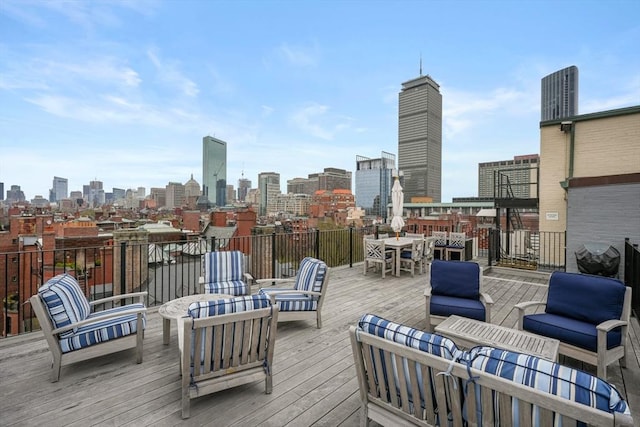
[258,172,280,217]
[237,177,251,202]
[398,74,442,203]
[541,65,578,121]
[202,136,227,207]
[355,152,395,219]
[50,176,68,202]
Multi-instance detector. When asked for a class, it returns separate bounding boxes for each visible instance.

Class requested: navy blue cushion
[545,272,625,325]
[430,260,480,299]
[430,295,486,321]
[522,313,622,352]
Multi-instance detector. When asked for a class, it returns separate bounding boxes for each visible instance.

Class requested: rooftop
[1,265,638,425]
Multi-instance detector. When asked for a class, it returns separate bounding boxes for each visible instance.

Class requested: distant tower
[355,152,395,219]
[541,66,578,121]
[202,136,227,207]
[237,174,251,202]
[398,73,442,203]
[50,176,68,202]
[258,172,280,217]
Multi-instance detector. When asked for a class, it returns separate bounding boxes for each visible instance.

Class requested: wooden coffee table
[158,293,233,345]
[435,315,560,361]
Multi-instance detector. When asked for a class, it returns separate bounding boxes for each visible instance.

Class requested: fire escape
[491,166,539,269]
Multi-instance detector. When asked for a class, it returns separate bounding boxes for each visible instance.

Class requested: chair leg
[317,311,322,329]
[51,354,62,382]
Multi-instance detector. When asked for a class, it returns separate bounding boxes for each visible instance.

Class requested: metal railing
[624,238,640,318]
[2,225,568,337]
[487,229,566,272]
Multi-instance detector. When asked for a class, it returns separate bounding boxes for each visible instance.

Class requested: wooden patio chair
[30,273,147,382]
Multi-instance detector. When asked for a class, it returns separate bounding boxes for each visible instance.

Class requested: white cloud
[289,103,356,140]
[277,43,318,67]
[147,49,199,97]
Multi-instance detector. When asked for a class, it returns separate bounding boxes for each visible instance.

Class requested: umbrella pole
[396,231,399,240]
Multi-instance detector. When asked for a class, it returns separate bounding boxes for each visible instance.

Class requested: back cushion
[202,251,244,283]
[467,346,630,416]
[294,257,327,293]
[546,272,626,324]
[188,294,271,318]
[430,260,480,299]
[38,273,91,333]
[358,314,461,360]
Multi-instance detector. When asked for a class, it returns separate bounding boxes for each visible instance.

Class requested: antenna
[419,53,423,76]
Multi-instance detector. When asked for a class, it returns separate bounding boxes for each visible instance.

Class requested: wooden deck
[1,264,639,426]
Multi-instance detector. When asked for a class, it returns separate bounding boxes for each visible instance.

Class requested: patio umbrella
[390,177,405,239]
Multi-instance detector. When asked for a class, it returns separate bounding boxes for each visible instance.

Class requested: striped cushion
[188,294,271,318]
[202,251,245,283]
[38,274,91,337]
[202,280,249,296]
[358,314,461,360]
[258,288,318,311]
[59,303,145,353]
[293,257,327,294]
[466,346,631,422]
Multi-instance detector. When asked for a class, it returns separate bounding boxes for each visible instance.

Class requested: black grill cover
[575,243,620,277]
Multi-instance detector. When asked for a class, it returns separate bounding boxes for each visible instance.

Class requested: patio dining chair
[446,232,466,261]
[200,250,253,295]
[256,257,330,329]
[398,238,424,277]
[30,273,147,382]
[362,238,394,278]
[431,231,448,260]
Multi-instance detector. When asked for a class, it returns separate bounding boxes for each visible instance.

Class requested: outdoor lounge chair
[516,271,632,378]
[424,260,493,332]
[256,257,329,329]
[199,250,253,295]
[178,294,278,418]
[30,273,147,382]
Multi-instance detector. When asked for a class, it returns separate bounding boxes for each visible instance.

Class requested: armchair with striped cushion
[30,273,147,382]
[199,250,253,296]
[256,257,330,329]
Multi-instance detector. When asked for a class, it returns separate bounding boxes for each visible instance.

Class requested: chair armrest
[424,286,432,297]
[480,292,494,306]
[596,319,627,333]
[262,289,322,298]
[514,301,546,330]
[90,291,147,306]
[255,278,296,287]
[51,305,147,335]
[198,276,205,284]
[243,273,254,284]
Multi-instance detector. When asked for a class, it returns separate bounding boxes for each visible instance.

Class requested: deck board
[1,263,638,426]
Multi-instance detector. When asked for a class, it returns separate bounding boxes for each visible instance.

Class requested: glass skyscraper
[355,152,395,219]
[398,74,442,203]
[541,66,578,121]
[202,136,227,207]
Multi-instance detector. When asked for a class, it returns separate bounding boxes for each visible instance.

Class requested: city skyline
[1,1,639,202]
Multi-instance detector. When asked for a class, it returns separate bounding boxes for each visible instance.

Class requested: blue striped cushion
[203,280,249,296]
[466,347,631,422]
[358,314,461,360]
[38,274,91,337]
[258,288,318,311]
[293,257,327,294]
[202,251,244,283]
[188,294,271,318]
[58,303,145,353]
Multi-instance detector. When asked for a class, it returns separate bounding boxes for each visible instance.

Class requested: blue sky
[1,0,639,203]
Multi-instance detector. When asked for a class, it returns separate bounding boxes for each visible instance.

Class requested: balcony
[1,264,639,424]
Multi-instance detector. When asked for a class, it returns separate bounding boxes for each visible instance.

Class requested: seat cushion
[38,274,91,337]
[293,257,327,293]
[430,295,486,321]
[58,303,145,353]
[187,294,271,318]
[522,313,622,352]
[203,280,248,296]
[466,346,630,421]
[202,251,244,282]
[358,314,461,360]
[258,288,317,311]
[430,260,480,299]
[546,272,626,325]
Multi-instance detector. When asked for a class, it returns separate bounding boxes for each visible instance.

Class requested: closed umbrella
[390,177,405,240]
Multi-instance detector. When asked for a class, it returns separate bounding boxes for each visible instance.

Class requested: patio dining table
[383,237,416,277]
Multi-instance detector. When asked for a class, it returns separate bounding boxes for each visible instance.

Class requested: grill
[575,243,620,278]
